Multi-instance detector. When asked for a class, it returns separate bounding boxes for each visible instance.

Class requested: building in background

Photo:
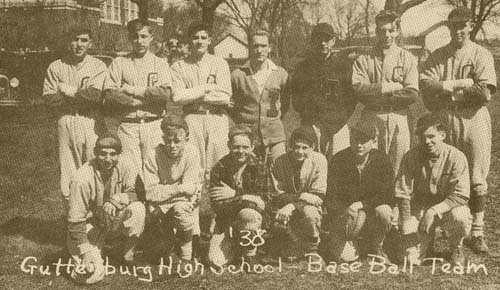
[213,34,248,60]
[0,0,164,53]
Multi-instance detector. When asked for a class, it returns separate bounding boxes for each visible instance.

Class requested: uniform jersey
[103,51,172,118]
[43,55,107,112]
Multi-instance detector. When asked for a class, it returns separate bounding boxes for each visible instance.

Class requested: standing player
[67,134,145,284]
[143,115,202,267]
[103,18,173,176]
[396,114,471,266]
[229,30,290,162]
[170,21,232,177]
[43,27,107,202]
[420,7,497,254]
[291,23,356,159]
[352,10,419,175]
[272,126,327,258]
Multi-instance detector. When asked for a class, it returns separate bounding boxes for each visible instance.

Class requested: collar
[186,52,211,64]
[374,44,398,57]
[242,59,278,74]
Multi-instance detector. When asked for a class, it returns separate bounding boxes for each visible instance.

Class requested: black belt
[187,109,224,115]
[121,116,162,123]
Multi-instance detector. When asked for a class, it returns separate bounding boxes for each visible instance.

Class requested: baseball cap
[290,126,317,147]
[229,124,254,142]
[312,23,336,39]
[375,10,400,23]
[161,114,189,134]
[448,7,473,22]
[350,121,378,140]
[95,132,122,153]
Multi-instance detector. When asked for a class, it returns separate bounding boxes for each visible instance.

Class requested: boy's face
[312,33,335,57]
[449,20,473,46]
[70,33,91,60]
[162,128,188,159]
[191,30,211,56]
[419,126,446,156]
[350,131,377,158]
[290,140,313,162]
[229,134,254,164]
[376,20,399,49]
[130,26,153,55]
[250,35,271,63]
[95,148,119,171]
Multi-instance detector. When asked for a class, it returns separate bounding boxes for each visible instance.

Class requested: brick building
[0,0,165,53]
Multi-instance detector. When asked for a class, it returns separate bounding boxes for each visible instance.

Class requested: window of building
[124,0,139,22]
[101,0,121,23]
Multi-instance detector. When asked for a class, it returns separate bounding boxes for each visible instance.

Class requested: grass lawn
[1,88,500,289]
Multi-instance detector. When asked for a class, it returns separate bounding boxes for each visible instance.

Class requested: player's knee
[450,206,472,228]
[302,205,321,222]
[172,202,195,231]
[127,201,146,221]
[374,204,393,225]
[237,208,262,231]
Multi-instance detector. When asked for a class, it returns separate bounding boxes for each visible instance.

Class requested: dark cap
[448,7,473,23]
[350,121,378,140]
[95,132,122,153]
[290,126,317,147]
[312,23,336,39]
[161,115,189,134]
[228,124,254,142]
[187,21,211,37]
[375,10,400,24]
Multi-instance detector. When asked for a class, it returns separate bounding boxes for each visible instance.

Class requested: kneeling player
[271,126,327,258]
[325,122,394,262]
[143,115,202,267]
[67,134,145,284]
[396,114,472,266]
[207,125,267,268]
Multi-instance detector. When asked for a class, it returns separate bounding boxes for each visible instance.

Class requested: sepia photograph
[1,0,500,289]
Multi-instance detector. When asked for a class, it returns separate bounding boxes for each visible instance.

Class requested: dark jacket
[326,148,394,213]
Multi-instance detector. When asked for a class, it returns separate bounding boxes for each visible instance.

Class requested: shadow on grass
[0,216,66,247]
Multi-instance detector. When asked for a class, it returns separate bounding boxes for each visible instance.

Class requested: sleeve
[289,64,306,114]
[306,154,327,199]
[442,151,470,208]
[325,155,348,212]
[280,70,291,119]
[419,51,450,111]
[42,63,65,105]
[102,58,137,107]
[67,175,92,248]
[180,147,203,196]
[352,55,385,105]
[394,153,414,221]
[271,158,299,208]
[390,53,419,107]
[367,153,395,207]
[202,58,232,105]
[143,148,182,203]
[462,50,497,103]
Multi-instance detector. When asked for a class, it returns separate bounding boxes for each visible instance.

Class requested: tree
[447,0,500,40]
[193,0,227,27]
[384,0,428,14]
[360,0,376,44]
[330,0,365,45]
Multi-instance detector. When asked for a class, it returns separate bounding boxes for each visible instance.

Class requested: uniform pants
[117,119,163,179]
[360,109,410,175]
[67,201,146,284]
[208,208,262,268]
[327,205,392,262]
[312,123,350,160]
[281,205,322,256]
[161,201,197,260]
[58,114,98,200]
[402,205,472,265]
[438,106,491,198]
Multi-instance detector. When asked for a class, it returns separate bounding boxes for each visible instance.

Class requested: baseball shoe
[465,236,489,255]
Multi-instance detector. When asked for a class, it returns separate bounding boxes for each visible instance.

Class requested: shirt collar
[243,58,278,74]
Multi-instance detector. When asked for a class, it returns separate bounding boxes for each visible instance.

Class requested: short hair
[187,21,211,37]
[161,115,189,136]
[290,126,316,147]
[68,26,92,39]
[127,18,153,35]
[416,114,448,135]
[228,124,254,144]
[95,132,122,153]
[251,30,272,44]
[375,10,401,28]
